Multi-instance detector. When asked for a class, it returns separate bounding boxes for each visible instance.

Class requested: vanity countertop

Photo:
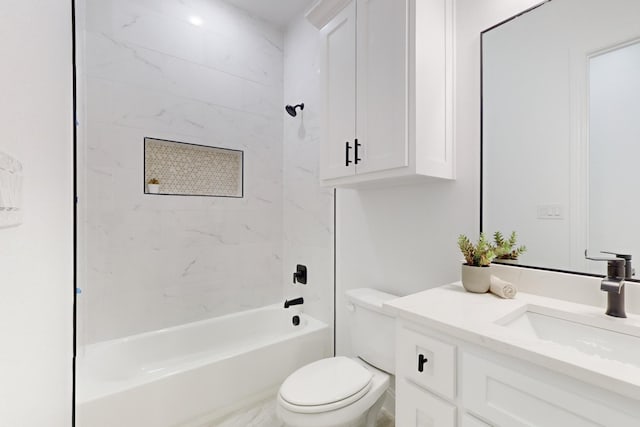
[384,283,640,400]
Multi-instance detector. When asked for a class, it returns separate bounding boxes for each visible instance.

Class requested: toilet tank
[345,288,398,374]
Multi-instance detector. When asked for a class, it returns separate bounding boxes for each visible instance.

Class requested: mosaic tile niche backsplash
[144,138,243,197]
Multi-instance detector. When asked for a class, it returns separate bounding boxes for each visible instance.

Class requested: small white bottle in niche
[147,178,160,194]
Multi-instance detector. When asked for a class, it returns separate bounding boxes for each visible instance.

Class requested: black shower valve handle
[293,264,307,285]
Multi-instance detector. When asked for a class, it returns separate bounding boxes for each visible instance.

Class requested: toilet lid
[279,357,373,408]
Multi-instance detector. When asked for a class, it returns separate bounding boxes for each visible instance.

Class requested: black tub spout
[284,297,304,309]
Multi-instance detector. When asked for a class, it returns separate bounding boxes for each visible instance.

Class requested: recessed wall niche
[144,138,243,198]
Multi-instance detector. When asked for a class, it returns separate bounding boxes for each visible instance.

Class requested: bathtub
[76,305,330,427]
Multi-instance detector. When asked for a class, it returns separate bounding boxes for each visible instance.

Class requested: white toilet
[277,288,397,427]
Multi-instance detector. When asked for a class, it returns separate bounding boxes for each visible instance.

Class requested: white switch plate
[537,204,563,220]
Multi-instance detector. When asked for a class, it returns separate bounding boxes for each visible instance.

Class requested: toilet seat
[277,357,390,427]
[278,357,373,414]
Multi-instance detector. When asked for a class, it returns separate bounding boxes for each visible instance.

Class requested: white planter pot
[147,184,160,194]
[460,264,492,293]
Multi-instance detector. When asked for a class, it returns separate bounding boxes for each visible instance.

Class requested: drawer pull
[418,354,428,372]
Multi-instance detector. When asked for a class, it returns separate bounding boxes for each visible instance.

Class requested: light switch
[537,204,563,220]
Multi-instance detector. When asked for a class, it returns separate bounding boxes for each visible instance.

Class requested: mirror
[482,0,640,278]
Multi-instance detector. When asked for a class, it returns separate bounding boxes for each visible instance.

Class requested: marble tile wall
[81,0,285,343]
[282,18,335,342]
[0,151,23,228]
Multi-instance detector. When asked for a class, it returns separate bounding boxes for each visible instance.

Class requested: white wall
[335,0,541,356]
[0,1,74,425]
[81,0,286,343]
[283,16,335,343]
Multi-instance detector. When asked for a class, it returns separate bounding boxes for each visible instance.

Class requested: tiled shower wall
[81,0,284,343]
[282,17,335,344]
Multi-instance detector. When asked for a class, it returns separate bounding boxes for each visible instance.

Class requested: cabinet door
[320,1,357,180]
[355,0,409,175]
[397,378,457,427]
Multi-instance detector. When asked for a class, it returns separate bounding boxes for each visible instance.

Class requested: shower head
[285,103,304,117]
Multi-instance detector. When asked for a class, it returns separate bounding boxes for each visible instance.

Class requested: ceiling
[224,0,315,28]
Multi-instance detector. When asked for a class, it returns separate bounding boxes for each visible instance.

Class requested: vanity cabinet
[395,320,640,427]
[397,378,457,427]
[311,0,454,187]
[462,352,639,427]
[396,324,458,426]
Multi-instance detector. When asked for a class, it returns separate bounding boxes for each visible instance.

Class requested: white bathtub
[76,305,329,427]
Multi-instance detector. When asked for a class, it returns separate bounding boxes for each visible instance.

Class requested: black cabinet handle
[355,139,362,164]
[345,141,353,166]
[418,354,428,372]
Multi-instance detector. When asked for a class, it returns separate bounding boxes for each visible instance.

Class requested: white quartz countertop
[384,282,640,400]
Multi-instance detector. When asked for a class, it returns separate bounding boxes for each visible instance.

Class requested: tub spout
[284,297,304,309]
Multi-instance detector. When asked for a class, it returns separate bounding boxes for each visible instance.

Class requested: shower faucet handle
[293,264,307,285]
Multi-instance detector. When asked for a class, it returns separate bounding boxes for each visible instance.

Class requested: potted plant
[493,231,526,263]
[458,233,496,293]
[147,178,160,194]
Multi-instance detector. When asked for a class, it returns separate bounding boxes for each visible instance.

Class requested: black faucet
[284,297,304,309]
[585,251,634,318]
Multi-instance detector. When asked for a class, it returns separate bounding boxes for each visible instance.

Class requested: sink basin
[499,307,640,367]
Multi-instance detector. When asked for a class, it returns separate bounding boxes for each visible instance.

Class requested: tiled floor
[211,397,395,427]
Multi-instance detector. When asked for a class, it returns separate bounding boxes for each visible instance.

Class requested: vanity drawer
[462,352,639,427]
[396,378,457,427]
[397,325,456,399]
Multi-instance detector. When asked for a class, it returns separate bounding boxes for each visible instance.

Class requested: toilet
[277,288,397,427]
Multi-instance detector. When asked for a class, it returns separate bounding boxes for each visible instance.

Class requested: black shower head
[285,103,304,117]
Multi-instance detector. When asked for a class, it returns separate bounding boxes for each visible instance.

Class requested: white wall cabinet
[311,0,454,187]
[318,1,357,180]
[395,320,640,427]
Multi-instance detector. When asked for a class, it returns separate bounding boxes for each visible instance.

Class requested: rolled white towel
[490,275,517,299]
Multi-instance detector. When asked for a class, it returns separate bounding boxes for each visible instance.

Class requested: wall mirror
[482,0,640,280]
